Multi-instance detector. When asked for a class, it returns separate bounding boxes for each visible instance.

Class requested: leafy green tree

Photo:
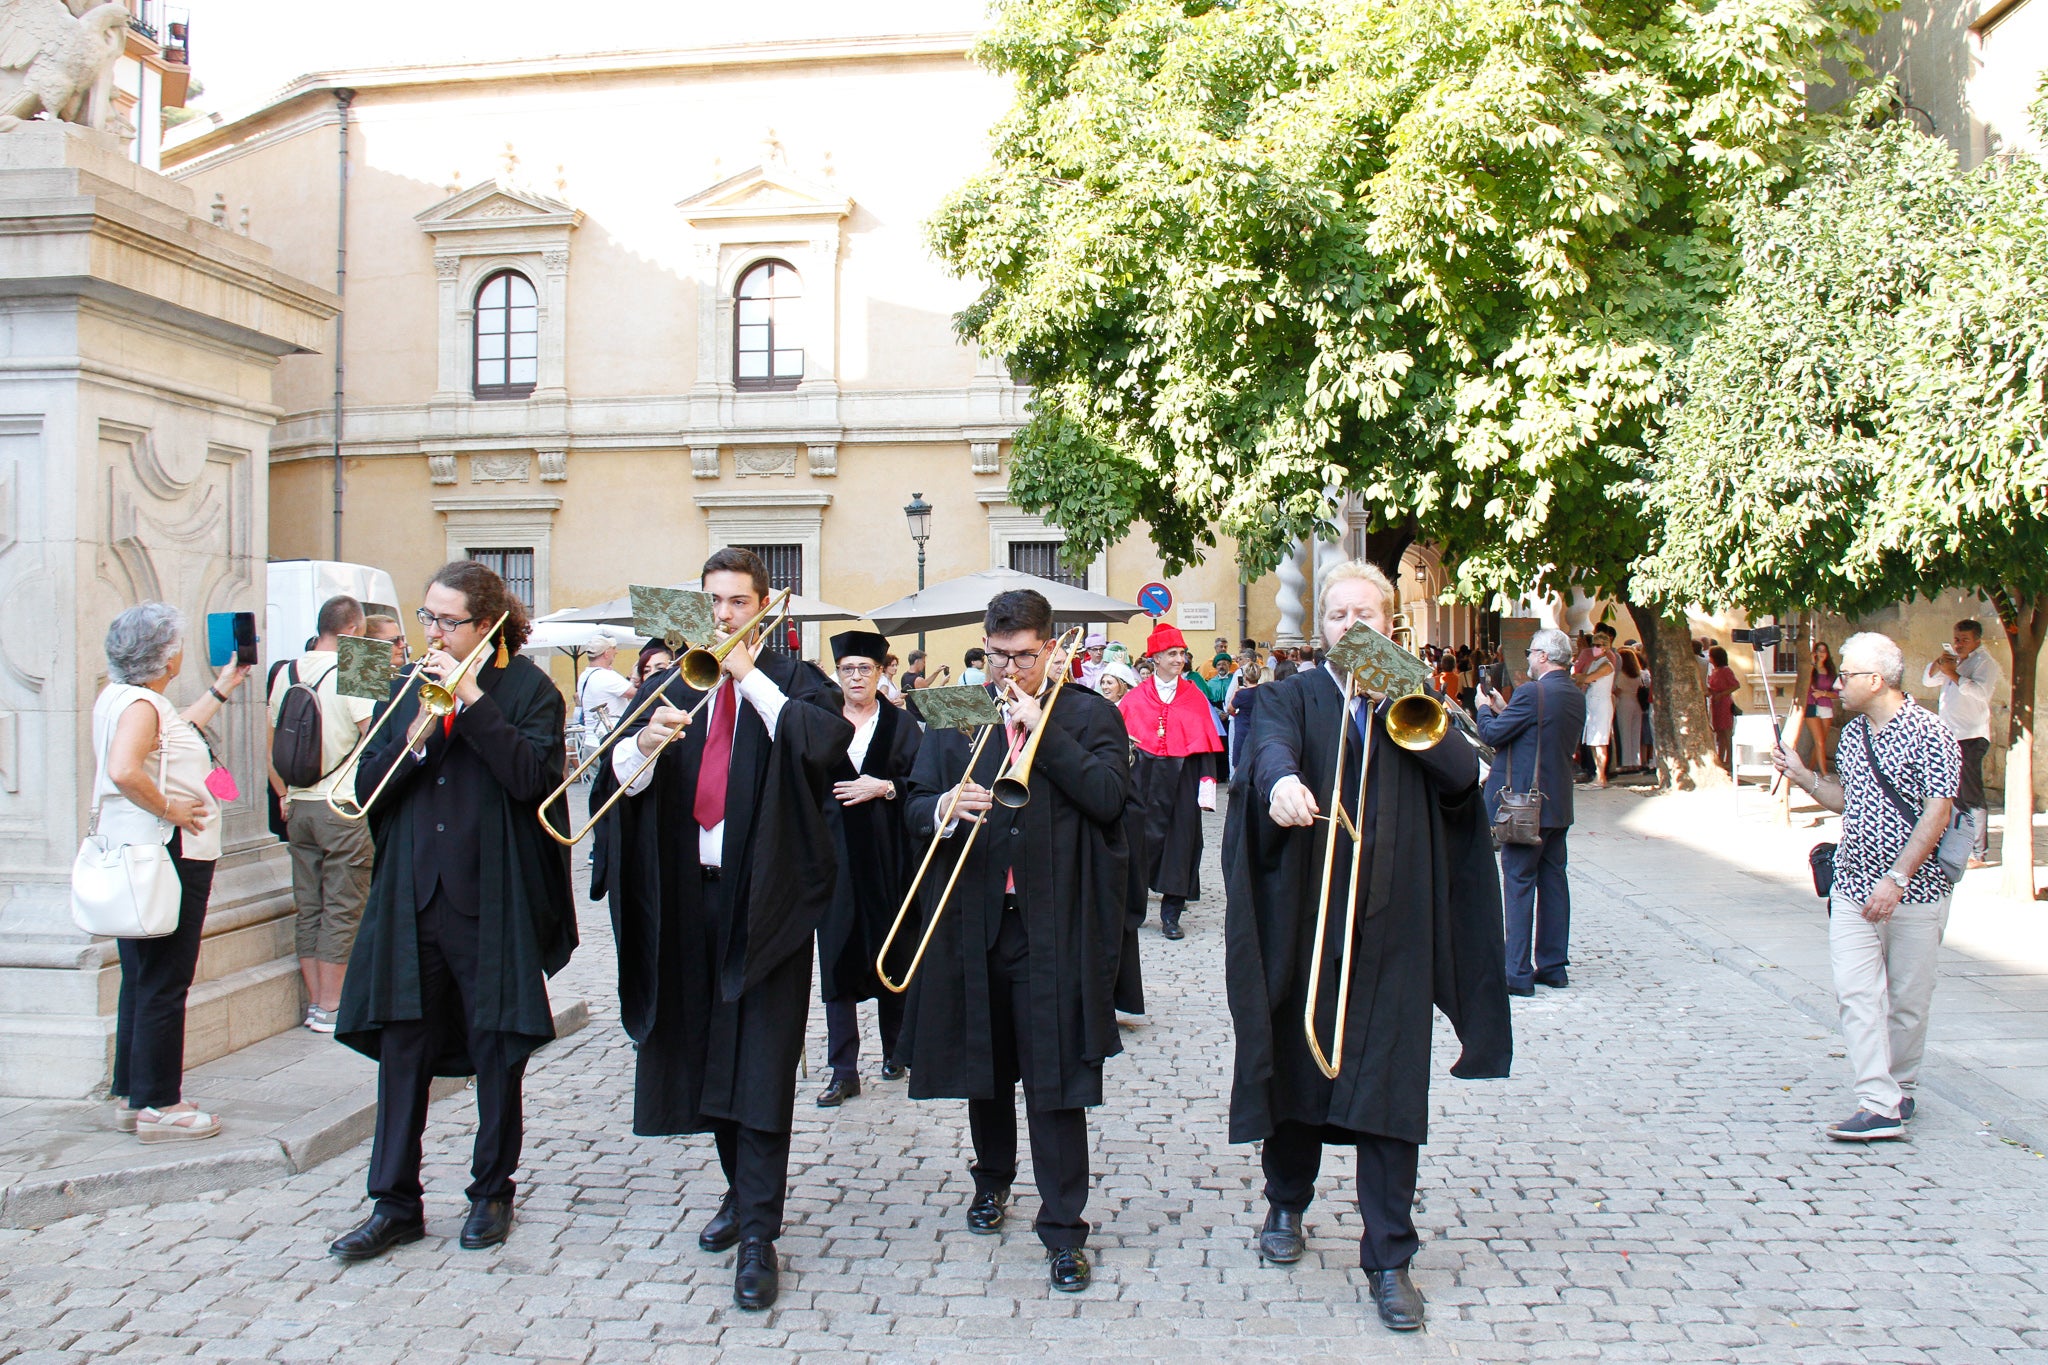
[932,0,1884,788]
[1638,107,2048,899]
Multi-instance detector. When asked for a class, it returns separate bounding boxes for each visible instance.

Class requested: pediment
[416,179,583,234]
[677,164,851,229]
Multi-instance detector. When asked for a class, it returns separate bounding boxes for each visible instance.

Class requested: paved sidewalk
[1570,779,2048,1153]
[3,792,2047,1361]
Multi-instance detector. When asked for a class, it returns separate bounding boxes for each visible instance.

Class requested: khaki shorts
[286,799,373,964]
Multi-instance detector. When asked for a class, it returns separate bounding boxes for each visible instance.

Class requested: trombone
[876,626,1084,993]
[327,614,508,822]
[1301,668,1455,1079]
[538,588,793,845]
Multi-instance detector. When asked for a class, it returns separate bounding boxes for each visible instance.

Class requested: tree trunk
[1999,592,2044,902]
[1622,594,1726,791]
[1363,517,1416,581]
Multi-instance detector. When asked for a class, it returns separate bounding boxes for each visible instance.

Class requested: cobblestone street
[5,793,2048,1364]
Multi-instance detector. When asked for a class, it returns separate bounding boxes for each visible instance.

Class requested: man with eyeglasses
[590,547,852,1309]
[330,561,576,1264]
[1476,628,1589,995]
[1777,632,1960,1142]
[896,589,1132,1295]
[813,630,923,1106]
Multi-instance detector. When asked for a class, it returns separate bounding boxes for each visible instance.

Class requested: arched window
[734,260,804,391]
[472,269,539,399]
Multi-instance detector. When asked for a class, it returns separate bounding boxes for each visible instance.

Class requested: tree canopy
[930,0,1885,605]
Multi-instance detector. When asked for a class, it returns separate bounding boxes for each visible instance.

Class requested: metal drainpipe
[331,89,355,560]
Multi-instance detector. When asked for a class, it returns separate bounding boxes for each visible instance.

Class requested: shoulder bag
[1490,678,1545,849]
[1857,721,1971,887]
[72,699,181,939]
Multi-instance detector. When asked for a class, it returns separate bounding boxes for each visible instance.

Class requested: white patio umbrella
[521,621,645,655]
[536,581,862,629]
[863,568,1148,635]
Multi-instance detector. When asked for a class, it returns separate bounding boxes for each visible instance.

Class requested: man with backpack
[268,594,378,1033]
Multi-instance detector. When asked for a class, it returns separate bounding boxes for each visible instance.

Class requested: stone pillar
[1274,541,1309,648]
[0,125,338,1098]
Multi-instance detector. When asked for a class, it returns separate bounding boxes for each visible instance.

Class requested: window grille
[468,547,536,611]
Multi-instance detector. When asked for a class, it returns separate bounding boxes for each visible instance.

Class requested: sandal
[135,1104,221,1144]
[113,1102,140,1133]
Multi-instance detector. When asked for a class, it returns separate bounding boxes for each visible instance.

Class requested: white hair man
[1775,631,1961,1141]
[1476,627,1589,995]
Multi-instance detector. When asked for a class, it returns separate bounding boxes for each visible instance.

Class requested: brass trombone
[1301,667,1455,1079]
[538,588,793,845]
[327,614,508,822]
[876,626,1085,993]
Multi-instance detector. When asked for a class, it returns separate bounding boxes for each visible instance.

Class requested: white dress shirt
[1923,647,1999,743]
[613,668,788,866]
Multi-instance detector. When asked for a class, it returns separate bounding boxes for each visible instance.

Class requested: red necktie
[1004,719,1027,894]
[694,679,735,830]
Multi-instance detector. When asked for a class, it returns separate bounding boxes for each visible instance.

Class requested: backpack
[271,660,339,789]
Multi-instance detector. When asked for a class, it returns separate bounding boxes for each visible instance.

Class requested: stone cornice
[263,385,1028,461]
[163,33,979,171]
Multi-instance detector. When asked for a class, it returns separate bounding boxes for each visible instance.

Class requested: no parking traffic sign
[1137,582,1173,618]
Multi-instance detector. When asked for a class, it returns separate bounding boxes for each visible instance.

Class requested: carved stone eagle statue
[0,0,130,133]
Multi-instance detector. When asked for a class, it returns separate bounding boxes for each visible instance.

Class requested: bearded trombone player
[1223,560,1511,1332]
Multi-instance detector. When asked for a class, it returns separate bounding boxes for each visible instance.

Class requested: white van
[265,560,401,660]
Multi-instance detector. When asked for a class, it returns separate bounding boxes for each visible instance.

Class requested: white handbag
[71,728,180,939]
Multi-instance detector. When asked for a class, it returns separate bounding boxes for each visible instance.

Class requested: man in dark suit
[1476,628,1587,996]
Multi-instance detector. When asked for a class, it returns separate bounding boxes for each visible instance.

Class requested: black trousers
[1500,827,1571,990]
[711,1120,793,1240]
[1262,1121,1420,1271]
[967,904,1091,1250]
[112,833,214,1110]
[825,993,904,1081]
[368,892,526,1221]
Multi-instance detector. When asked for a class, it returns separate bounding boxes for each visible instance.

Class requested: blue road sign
[1137,582,1173,618]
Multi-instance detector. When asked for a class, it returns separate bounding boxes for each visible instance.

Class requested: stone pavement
[1571,777,2048,1153]
[4,792,2048,1363]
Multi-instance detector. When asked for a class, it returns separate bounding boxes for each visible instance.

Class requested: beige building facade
[161,34,1393,674]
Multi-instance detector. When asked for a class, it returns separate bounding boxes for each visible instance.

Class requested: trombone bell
[678,588,794,690]
[1384,692,1449,750]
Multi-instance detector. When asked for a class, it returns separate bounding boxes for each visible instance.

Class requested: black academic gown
[817,700,923,1003]
[898,685,1131,1111]
[592,655,851,1136]
[337,654,577,1072]
[1224,667,1512,1147]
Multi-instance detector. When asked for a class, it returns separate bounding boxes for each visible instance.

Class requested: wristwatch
[1885,868,1912,892]
[883,781,897,801]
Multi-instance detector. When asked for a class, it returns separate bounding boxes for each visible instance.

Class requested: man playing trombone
[330,560,577,1262]
[1222,560,1511,1332]
[589,547,851,1311]
[895,589,1131,1294]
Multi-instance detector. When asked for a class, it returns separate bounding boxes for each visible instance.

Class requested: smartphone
[206,611,260,668]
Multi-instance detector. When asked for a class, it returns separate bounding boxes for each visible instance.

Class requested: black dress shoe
[816,1075,861,1107]
[1534,969,1569,989]
[966,1189,1008,1234]
[1366,1266,1426,1332]
[698,1191,739,1253]
[1257,1206,1305,1264]
[880,1058,908,1081]
[1048,1245,1091,1293]
[1161,919,1186,940]
[1507,982,1535,997]
[459,1197,513,1249]
[329,1212,425,1262]
[733,1236,780,1311]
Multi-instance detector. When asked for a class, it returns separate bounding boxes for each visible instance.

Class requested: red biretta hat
[1145,623,1188,655]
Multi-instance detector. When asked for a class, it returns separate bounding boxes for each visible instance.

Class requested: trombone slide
[1303,677,1372,1080]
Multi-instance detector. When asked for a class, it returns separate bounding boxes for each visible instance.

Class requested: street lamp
[904,492,932,651]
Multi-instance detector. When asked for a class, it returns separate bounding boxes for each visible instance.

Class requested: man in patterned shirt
[1775,632,1960,1142]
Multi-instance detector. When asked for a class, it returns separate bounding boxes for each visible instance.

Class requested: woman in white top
[94,603,254,1143]
[1574,628,1618,788]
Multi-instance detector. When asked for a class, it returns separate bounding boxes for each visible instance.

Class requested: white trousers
[1828,892,1951,1118]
